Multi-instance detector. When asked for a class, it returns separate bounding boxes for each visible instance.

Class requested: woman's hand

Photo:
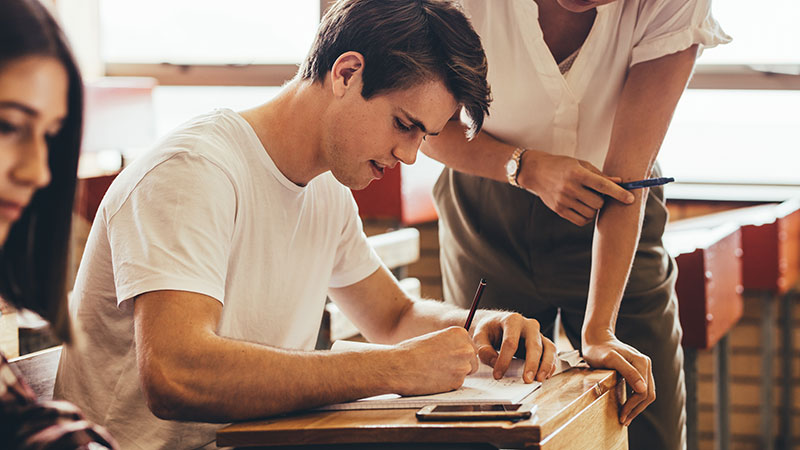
[582,330,656,426]
[517,150,634,226]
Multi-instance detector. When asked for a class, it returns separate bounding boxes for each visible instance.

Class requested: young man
[55,1,557,448]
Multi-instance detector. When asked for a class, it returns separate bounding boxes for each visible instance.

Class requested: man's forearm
[140,331,404,422]
[386,297,470,342]
[328,266,473,345]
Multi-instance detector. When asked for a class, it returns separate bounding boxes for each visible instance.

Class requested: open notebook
[317,341,582,411]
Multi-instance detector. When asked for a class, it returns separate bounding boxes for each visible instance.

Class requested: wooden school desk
[217,368,627,449]
[667,199,800,450]
[664,223,743,450]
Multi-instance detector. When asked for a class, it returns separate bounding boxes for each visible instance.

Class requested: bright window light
[659,89,800,185]
[698,0,800,66]
[99,0,320,65]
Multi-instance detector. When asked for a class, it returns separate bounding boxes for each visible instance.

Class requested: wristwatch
[505,148,527,188]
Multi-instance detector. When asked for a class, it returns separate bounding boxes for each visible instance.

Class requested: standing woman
[422,0,729,448]
[0,0,117,448]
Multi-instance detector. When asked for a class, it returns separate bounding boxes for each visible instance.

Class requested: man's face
[323,78,458,190]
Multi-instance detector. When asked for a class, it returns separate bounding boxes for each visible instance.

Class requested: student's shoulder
[121,111,235,175]
[99,110,246,218]
[158,108,252,160]
[143,108,253,169]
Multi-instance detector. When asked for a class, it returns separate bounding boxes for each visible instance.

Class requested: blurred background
[1,1,798,449]
[55,0,800,191]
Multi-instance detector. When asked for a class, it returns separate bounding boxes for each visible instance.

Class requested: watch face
[506,159,518,176]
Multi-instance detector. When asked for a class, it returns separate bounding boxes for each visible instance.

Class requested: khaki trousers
[434,165,686,450]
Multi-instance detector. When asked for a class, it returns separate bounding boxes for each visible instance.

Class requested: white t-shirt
[459,0,731,168]
[54,109,381,449]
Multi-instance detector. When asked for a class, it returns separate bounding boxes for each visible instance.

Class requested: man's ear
[329,51,365,98]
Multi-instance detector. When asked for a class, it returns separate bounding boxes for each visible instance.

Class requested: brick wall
[695,292,800,449]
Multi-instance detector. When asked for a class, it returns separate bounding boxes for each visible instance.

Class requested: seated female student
[0,0,118,448]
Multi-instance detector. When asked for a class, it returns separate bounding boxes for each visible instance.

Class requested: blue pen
[619,177,675,190]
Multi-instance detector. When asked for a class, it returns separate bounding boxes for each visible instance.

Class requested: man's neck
[240,78,328,187]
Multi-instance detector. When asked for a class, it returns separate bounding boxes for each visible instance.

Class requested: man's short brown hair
[300,0,491,138]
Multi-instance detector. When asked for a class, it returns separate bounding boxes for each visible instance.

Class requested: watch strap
[507,148,527,188]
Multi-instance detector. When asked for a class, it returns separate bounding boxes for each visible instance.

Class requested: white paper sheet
[317,341,582,411]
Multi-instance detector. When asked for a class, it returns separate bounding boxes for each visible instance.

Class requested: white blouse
[459,0,731,168]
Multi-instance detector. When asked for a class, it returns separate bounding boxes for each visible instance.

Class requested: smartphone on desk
[416,403,535,421]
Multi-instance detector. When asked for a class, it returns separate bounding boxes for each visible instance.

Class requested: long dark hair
[0,0,84,343]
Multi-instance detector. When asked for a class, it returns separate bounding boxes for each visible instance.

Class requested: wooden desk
[665,225,744,350]
[667,199,800,294]
[664,224,743,450]
[217,369,626,449]
[667,199,800,450]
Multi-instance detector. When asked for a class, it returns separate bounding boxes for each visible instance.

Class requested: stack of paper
[318,341,582,411]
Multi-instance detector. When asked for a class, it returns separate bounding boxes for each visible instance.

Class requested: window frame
[104,63,302,86]
[691,65,800,90]
[67,0,800,89]
[103,64,800,89]
[88,0,334,86]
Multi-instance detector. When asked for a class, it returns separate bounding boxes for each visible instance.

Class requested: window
[658,1,800,197]
[61,0,798,195]
[691,0,800,89]
[85,0,800,88]
[698,0,800,67]
[97,0,325,85]
[659,89,800,187]
[100,0,319,65]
